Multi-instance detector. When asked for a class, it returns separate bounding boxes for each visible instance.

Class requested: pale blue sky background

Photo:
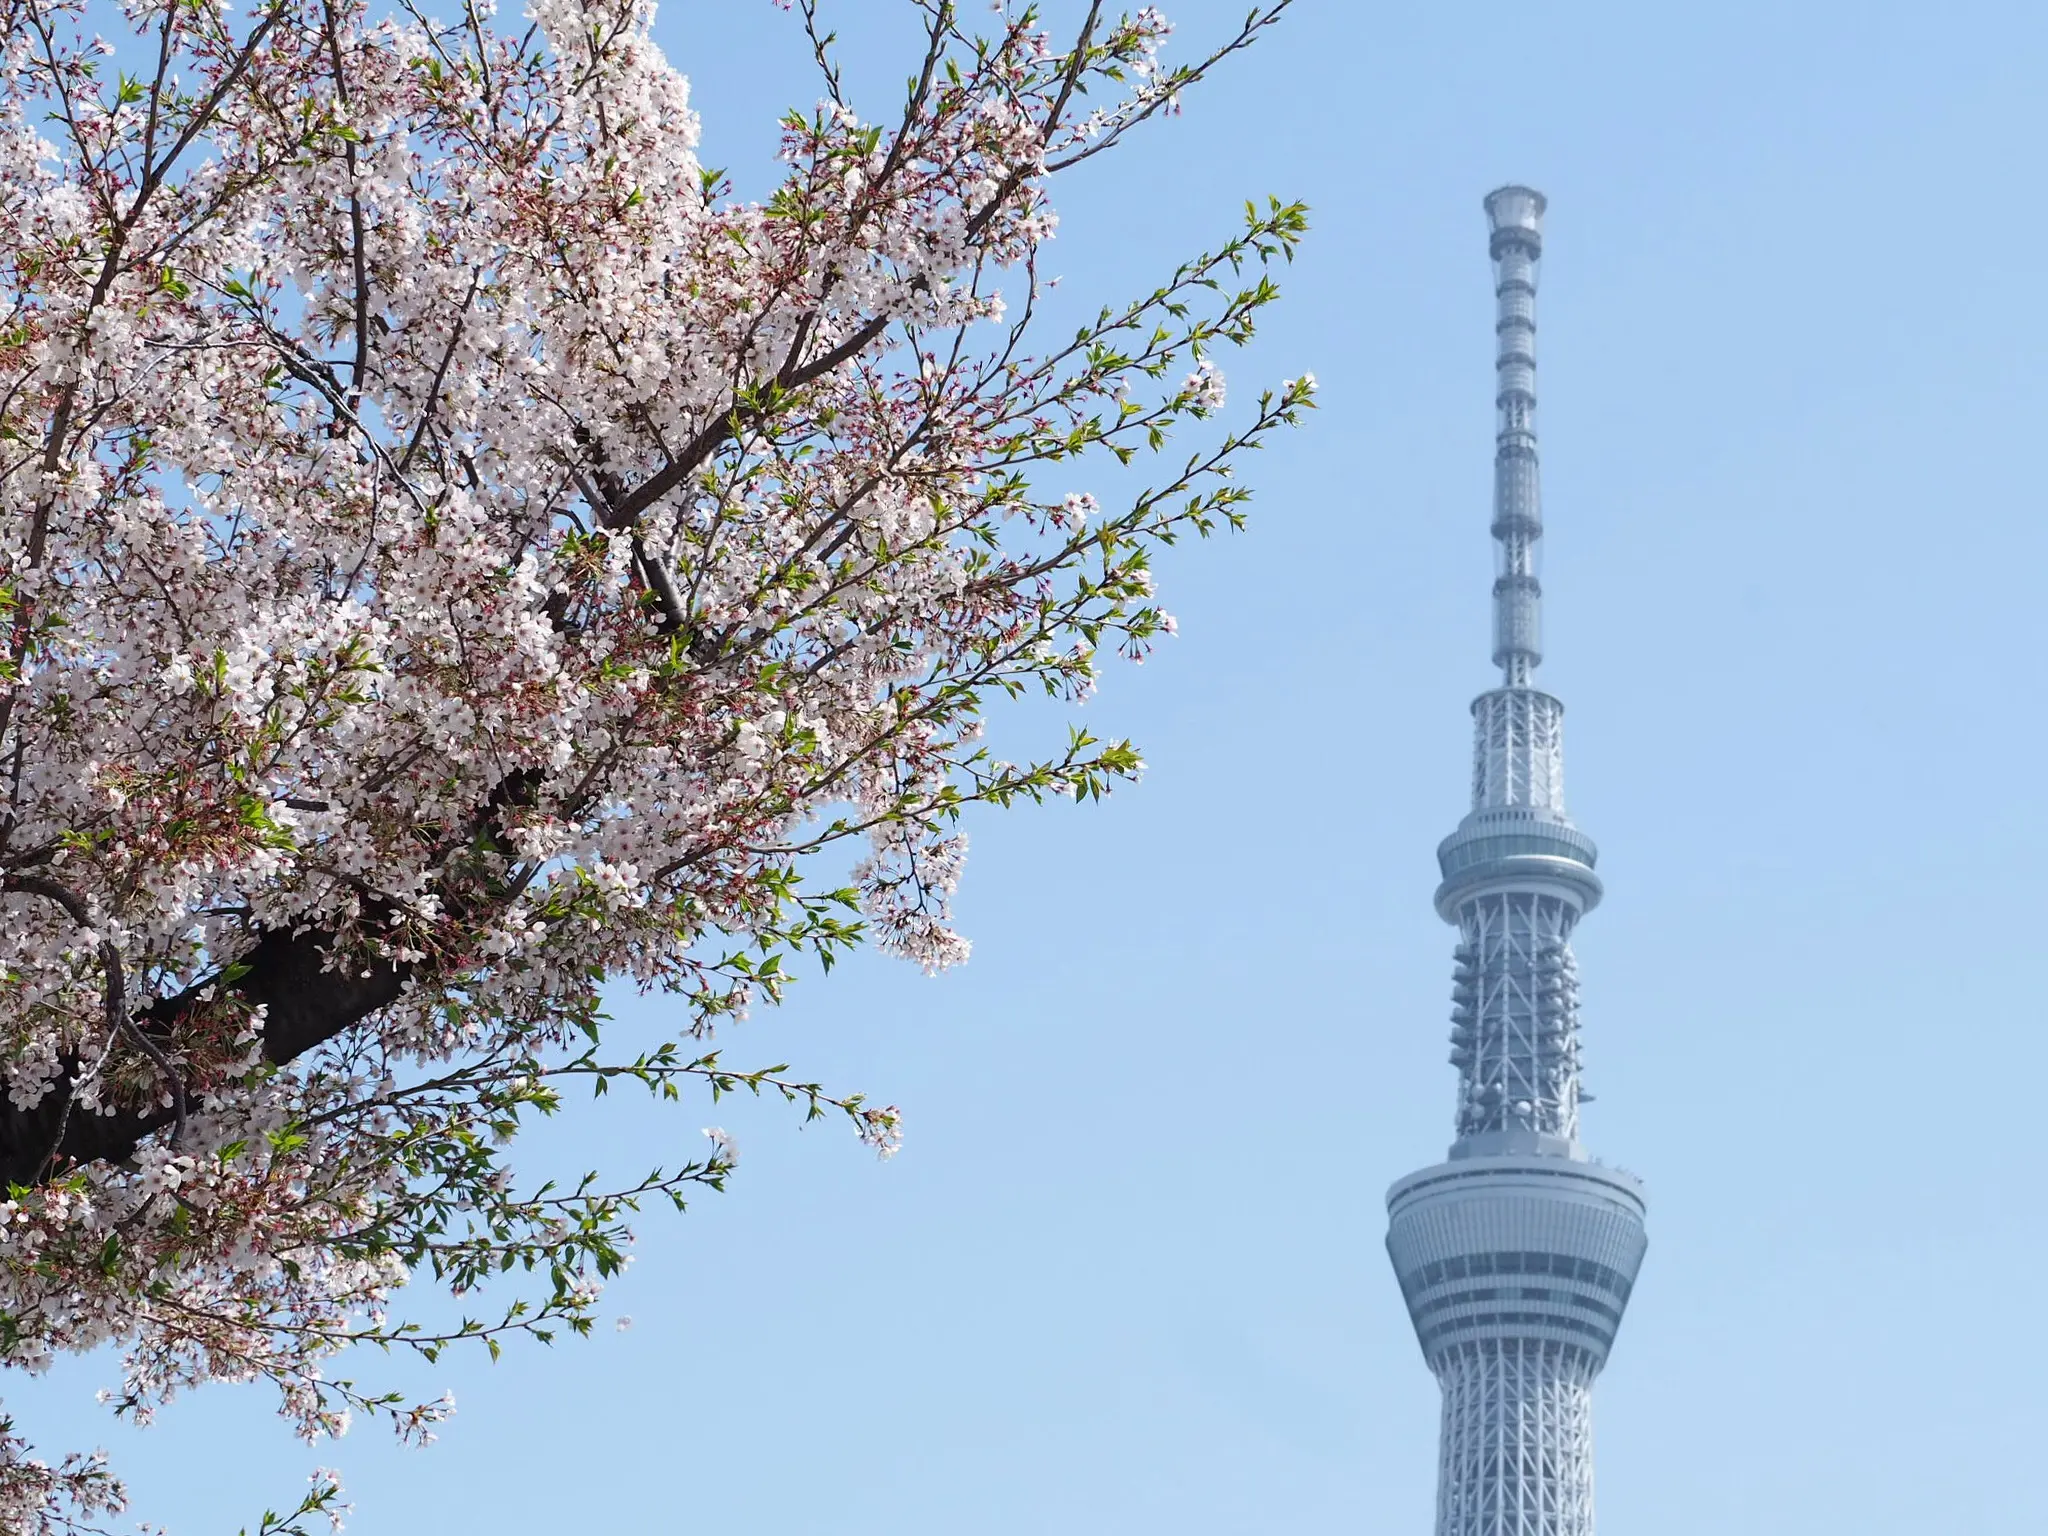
[18,0,2048,1530]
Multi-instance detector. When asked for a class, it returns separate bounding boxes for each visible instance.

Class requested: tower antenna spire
[1485,185,1545,689]
[1383,189,1649,1536]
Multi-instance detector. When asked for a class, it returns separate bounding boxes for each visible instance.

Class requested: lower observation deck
[1386,1153,1647,1373]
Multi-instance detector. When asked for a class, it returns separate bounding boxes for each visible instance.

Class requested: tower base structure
[1386,1154,1647,1536]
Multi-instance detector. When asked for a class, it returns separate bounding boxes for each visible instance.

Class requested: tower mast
[1384,189,1648,1536]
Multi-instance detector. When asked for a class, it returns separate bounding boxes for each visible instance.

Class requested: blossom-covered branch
[0,0,1308,1525]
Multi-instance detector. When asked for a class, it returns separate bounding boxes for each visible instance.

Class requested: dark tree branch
[0,767,547,1188]
[1,873,189,1178]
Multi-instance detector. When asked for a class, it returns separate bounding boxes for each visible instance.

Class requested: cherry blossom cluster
[0,0,1307,1525]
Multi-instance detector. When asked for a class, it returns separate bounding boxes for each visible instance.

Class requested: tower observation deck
[1384,188,1648,1536]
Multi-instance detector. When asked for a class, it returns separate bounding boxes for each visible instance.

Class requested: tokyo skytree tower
[1384,188,1648,1536]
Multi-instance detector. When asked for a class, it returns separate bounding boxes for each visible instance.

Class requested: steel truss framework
[1451,892,1581,1141]
[1385,187,1647,1536]
[1435,1341,1597,1536]
[1472,689,1565,813]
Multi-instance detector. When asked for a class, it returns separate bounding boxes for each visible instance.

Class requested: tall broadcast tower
[1384,188,1648,1536]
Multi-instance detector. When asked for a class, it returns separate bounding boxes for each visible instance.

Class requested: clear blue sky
[18,1,2048,1530]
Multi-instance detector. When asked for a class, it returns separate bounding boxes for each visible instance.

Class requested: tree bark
[0,924,406,1188]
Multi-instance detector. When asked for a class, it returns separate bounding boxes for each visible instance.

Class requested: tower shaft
[1385,188,1647,1536]
[1438,1342,1594,1534]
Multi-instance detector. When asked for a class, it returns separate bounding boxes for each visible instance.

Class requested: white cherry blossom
[0,0,1309,1525]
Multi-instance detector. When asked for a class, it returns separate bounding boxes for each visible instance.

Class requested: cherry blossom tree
[0,0,1309,1524]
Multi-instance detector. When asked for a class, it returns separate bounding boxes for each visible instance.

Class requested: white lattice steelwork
[1471,689,1565,813]
[1437,1343,1595,1536]
[1385,187,1648,1536]
[1451,893,1582,1142]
